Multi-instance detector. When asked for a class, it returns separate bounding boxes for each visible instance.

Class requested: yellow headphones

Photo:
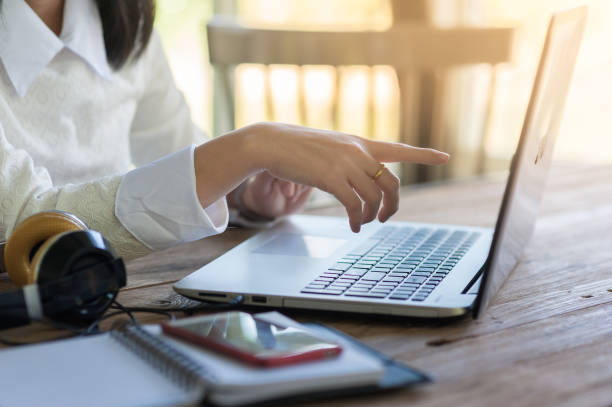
[1,211,126,330]
[4,211,88,286]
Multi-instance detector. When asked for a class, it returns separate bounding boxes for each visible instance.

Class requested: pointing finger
[366,140,449,165]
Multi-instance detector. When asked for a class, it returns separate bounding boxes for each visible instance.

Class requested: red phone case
[161,320,342,367]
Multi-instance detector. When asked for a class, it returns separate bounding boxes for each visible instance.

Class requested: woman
[0,0,448,258]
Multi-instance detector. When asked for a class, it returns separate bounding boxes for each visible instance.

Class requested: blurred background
[155,0,611,185]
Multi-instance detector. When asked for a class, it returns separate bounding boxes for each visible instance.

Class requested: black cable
[109,295,245,316]
[111,300,138,325]
[0,296,246,347]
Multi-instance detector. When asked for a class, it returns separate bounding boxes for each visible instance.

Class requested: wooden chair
[207,3,515,183]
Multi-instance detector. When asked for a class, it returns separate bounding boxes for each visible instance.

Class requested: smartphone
[161,311,342,367]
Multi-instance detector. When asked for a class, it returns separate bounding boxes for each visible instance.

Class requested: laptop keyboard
[301,226,480,301]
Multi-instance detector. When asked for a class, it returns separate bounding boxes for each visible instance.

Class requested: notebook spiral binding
[110,326,216,394]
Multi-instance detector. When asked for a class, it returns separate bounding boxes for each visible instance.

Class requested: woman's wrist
[234,122,274,171]
[193,129,263,209]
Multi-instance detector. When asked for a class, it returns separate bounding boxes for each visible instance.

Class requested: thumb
[250,171,275,195]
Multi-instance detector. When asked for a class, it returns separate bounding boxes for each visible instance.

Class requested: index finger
[365,140,450,165]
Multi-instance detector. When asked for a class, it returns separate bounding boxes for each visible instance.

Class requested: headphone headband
[0,213,126,330]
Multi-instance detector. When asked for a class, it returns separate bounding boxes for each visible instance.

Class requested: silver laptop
[175,8,587,318]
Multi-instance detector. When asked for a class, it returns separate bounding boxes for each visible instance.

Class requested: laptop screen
[473,7,587,317]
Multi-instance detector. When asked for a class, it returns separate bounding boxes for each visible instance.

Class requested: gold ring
[372,163,385,181]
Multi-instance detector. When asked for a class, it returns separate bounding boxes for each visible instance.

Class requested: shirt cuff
[115,144,228,250]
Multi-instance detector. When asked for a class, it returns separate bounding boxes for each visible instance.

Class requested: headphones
[0,211,126,330]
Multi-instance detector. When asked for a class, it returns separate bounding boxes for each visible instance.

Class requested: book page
[0,333,200,407]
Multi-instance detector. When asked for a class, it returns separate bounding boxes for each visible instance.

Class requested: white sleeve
[0,124,149,259]
[115,30,228,249]
[115,145,228,250]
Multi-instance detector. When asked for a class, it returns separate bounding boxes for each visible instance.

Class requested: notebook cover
[205,322,430,406]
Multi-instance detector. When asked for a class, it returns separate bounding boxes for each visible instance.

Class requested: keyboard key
[351,284,376,290]
[330,280,352,285]
[371,285,395,293]
[328,263,352,271]
[344,292,388,298]
[363,255,382,260]
[361,272,386,281]
[371,267,392,273]
[389,295,411,300]
[346,287,370,293]
[372,284,394,290]
[344,268,368,276]
[394,292,415,298]
[376,283,399,289]
[394,267,415,273]
[301,289,344,295]
[337,276,360,282]
[405,276,427,284]
[371,288,393,294]
[421,287,437,292]
[305,283,328,288]
[352,263,373,270]
[382,276,404,282]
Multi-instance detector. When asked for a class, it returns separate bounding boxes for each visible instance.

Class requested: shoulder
[131,30,169,73]
[117,29,172,91]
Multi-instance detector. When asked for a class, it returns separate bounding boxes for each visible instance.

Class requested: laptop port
[198,292,226,298]
[251,296,267,304]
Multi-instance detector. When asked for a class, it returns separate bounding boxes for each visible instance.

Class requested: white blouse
[0,0,228,258]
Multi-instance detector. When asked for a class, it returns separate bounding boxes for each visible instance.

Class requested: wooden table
[1,165,611,406]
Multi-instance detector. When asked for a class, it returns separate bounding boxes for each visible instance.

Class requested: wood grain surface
[1,165,611,406]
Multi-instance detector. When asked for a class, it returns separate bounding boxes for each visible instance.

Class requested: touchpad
[253,234,346,258]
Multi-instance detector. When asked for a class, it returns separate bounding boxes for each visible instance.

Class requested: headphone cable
[0,295,246,347]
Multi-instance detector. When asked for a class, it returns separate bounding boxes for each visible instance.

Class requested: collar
[0,0,112,97]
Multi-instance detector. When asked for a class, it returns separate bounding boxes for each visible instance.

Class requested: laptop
[175,7,587,318]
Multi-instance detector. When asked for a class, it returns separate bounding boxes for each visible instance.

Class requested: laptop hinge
[462,264,485,294]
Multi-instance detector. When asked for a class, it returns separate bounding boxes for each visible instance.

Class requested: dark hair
[95,0,156,70]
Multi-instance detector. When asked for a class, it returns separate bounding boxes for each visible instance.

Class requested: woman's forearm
[193,126,262,209]
[194,121,448,231]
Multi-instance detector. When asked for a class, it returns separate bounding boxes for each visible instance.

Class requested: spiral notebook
[0,312,429,407]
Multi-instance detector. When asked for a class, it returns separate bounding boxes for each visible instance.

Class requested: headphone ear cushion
[4,212,88,286]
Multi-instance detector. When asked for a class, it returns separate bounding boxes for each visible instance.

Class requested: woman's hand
[240,172,312,219]
[242,122,449,232]
[194,121,449,233]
